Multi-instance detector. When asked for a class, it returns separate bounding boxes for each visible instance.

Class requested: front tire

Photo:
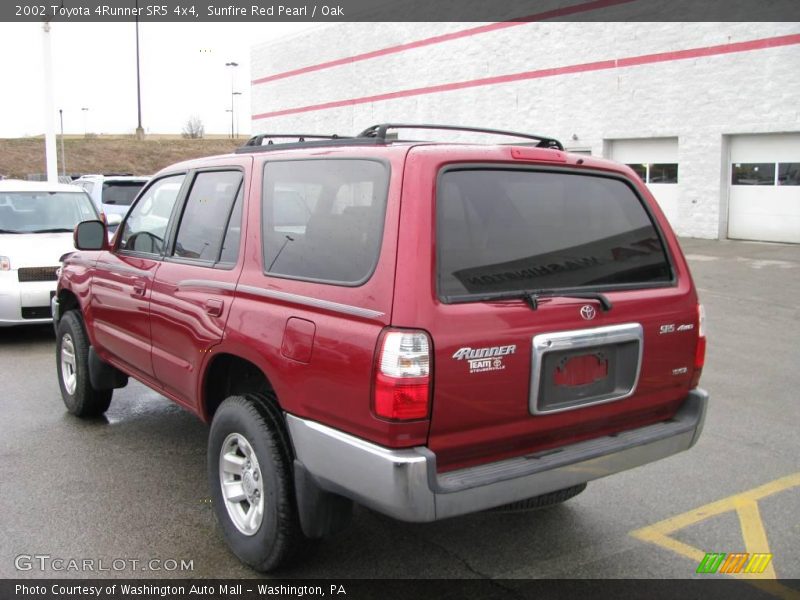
[208,393,307,572]
[56,311,112,417]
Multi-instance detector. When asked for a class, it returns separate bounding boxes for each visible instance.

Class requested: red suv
[53,124,708,571]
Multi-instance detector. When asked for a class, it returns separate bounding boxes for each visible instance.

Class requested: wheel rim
[60,333,77,396]
[219,432,264,536]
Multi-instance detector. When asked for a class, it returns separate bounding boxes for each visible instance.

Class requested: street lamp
[225,61,239,139]
[81,107,89,136]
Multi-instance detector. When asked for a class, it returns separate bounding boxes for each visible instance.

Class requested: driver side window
[118,174,185,255]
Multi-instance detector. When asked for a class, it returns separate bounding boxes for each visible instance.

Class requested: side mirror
[106,213,123,227]
[74,220,109,251]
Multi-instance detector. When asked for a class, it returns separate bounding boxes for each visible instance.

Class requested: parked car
[0,179,99,326]
[71,174,149,225]
[53,124,708,572]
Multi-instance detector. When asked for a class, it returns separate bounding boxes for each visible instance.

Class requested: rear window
[262,159,389,285]
[437,169,672,301]
[102,181,146,206]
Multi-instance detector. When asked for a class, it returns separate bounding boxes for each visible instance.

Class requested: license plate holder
[530,323,643,415]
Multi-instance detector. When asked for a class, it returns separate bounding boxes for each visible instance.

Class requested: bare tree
[182,115,205,139]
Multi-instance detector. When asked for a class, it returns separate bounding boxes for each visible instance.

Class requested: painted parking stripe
[631,472,800,599]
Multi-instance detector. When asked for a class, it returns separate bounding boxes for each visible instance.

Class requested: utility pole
[59,109,66,176]
[81,107,89,136]
[42,22,58,183]
[135,0,145,140]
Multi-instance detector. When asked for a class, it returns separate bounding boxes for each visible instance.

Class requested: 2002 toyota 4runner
[52,124,708,571]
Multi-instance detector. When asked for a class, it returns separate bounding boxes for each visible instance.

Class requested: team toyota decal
[452,344,517,374]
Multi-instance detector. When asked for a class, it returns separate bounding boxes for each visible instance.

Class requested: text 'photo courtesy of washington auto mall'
[0,1,799,599]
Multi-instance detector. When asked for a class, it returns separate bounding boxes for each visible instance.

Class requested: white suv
[72,174,149,224]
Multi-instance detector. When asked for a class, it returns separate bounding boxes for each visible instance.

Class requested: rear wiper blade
[487,289,612,311]
[30,228,74,233]
[525,290,612,311]
[0,229,23,234]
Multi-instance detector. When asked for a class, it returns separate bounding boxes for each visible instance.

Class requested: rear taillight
[374,329,431,420]
[691,303,706,388]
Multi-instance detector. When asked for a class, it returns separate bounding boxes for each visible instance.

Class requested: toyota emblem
[580,305,597,320]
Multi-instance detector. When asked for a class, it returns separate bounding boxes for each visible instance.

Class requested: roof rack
[235,123,564,154]
[358,123,564,150]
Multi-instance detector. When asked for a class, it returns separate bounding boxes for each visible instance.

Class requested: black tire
[56,311,112,417]
[488,483,587,513]
[208,393,307,572]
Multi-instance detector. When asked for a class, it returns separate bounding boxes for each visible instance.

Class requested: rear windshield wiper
[485,289,613,311]
[30,228,74,233]
[0,228,24,234]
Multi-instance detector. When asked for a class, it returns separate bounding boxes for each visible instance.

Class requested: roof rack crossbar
[241,133,351,148]
[358,123,564,150]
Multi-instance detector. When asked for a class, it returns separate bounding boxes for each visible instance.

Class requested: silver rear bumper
[286,388,708,522]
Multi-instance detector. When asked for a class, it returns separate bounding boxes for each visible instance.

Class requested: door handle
[205,299,224,317]
[132,280,147,297]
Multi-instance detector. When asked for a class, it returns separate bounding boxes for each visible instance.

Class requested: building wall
[250,22,800,239]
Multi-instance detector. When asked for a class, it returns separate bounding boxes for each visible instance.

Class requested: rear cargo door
[422,165,699,472]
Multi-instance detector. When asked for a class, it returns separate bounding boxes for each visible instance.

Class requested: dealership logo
[453,344,516,374]
[696,552,772,574]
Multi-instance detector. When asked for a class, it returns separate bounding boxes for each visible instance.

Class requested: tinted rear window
[102,181,146,206]
[437,169,672,301]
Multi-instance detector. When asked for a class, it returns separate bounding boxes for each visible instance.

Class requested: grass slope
[0,136,244,179]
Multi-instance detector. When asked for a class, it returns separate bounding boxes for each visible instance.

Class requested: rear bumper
[286,388,708,522]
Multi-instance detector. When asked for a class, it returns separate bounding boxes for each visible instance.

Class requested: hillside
[0,136,245,179]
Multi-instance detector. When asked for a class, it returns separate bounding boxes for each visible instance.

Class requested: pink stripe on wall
[251,0,638,86]
[253,34,800,121]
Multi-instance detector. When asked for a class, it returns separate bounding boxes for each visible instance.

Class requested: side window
[118,174,185,255]
[262,159,389,284]
[173,171,243,263]
[219,185,244,264]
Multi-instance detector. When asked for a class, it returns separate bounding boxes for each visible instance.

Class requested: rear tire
[208,393,308,572]
[488,483,587,513]
[56,311,112,417]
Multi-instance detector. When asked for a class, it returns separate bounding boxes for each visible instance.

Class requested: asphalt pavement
[0,238,798,585]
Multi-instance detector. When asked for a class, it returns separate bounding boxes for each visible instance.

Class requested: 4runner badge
[453,345,516,374]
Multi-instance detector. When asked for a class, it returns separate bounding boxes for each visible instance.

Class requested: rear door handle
[132,280,147,297]
[205,299,224,317]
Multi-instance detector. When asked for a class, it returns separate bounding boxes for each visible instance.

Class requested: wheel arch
[201,352,279,423]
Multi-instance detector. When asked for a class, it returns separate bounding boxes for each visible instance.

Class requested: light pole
[232,91,242,138]
[81,107,89,136]
[58,109,66,176]
[134,0,144,139]
[225,61,239,139]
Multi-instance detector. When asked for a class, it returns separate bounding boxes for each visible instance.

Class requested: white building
[251,22,800,243]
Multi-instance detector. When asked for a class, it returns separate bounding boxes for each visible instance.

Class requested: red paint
[253,34,800,121]
[281,317,316,364]
[251,0,636,86]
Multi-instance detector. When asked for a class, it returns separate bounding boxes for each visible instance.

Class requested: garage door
[728,133,800,244]
[608,138,680,227]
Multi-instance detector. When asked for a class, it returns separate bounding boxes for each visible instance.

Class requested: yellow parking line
[735,499,777,579]
[631,472,800,599]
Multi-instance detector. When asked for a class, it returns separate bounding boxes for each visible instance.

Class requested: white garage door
[608,138,680,227]
[728,133,800,244]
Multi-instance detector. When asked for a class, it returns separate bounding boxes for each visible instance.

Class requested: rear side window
[102,181,146,206]
[173,171,243,263]
[262,159,389,285]
[437,169,672,301]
